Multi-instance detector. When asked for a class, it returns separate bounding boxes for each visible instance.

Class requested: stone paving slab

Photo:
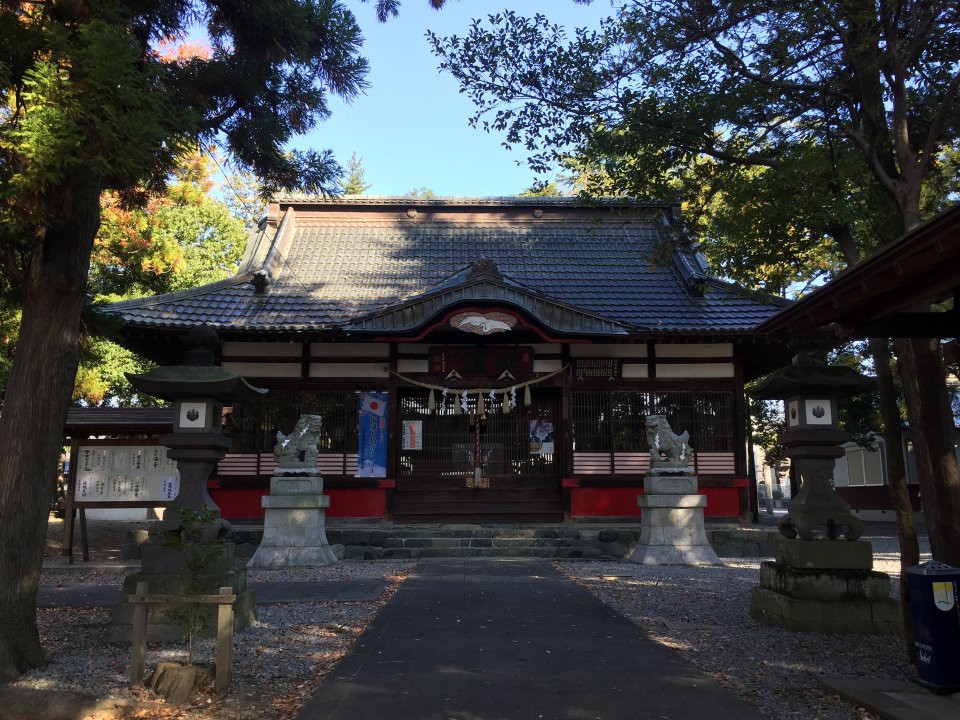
[297,557,765,720]
[37,580,387,608]
[823,678,960,720]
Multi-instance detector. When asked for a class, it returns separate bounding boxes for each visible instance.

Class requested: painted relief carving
[449,311,518,335]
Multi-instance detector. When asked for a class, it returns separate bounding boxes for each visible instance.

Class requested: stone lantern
[747,338,899,634]
[107,326,267,641]
[123,327,267,538]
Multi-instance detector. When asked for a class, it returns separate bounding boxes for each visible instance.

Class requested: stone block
[261,494,329,510]
[759,562,891,601]
[403,538,434,548]
[774,537,873,570]
[340,530,373,547]
[638,494,707,509]
[470,538,493,548]
[750,586,900,635]
[367,530,388,547]
[383,538,403,548]
[644,475,698,495]
[270,476,322,495]
[330,544,345,560]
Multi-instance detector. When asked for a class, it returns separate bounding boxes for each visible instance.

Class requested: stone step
[229,525,779,560]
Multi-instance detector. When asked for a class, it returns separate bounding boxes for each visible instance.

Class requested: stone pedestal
[628,473,721,566]
[247,471,337,567]
[107,541,256,642]
[750,537,900,634]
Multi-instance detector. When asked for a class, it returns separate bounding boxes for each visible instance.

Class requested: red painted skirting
[209,486,388,520]
[568,485,742,518]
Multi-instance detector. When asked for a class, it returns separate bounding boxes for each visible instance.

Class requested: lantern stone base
[248,472,337,567]
[750,539,900,635]
[106,543,255,642]
[628,475,721,566]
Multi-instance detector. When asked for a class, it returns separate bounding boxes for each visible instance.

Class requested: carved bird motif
[456,315,513,334]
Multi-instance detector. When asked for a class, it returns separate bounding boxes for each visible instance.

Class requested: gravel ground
[32,518,932,719]
[20,560,414,720]
[554,532,931,720]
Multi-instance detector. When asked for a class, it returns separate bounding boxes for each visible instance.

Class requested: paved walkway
[297,558,764,720]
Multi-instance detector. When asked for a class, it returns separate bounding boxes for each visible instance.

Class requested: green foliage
[518,180,562,197]
[90,154,248,301]
[431,1,960,269]
[340,152,372,194]
[162,504,225,665]
[749,398,786,467]
[406,186,436,199]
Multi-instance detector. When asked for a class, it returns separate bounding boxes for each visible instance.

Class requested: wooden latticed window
[223,391,360,476]
[572,391,650,452]
[650,391,734,452]
[572,390,735,476]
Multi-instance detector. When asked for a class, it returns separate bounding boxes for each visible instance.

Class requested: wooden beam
[836,310,960,339]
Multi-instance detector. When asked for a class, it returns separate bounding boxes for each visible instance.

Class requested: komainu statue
[645,415,691,471]
[274,414,323,469]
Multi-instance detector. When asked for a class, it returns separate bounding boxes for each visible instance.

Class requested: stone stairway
[228,524,778,561]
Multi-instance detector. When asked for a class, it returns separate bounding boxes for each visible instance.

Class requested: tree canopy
[0,0,372,680]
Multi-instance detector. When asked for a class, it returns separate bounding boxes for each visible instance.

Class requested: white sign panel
[401,420,423,450]
[805,399,833,425]
[74,445,180,503]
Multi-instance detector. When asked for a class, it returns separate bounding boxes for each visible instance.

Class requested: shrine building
[104,196,788,524]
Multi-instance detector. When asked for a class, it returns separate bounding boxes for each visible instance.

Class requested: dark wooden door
[393,389,563,523]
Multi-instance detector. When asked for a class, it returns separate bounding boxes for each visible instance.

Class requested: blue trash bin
[906,561,960,693]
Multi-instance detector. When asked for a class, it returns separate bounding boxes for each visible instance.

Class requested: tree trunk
[868,337,919,657]
[0,178,100,681]
[895,336,960,566]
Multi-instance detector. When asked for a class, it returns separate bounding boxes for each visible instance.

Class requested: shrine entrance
[392,388,563,523]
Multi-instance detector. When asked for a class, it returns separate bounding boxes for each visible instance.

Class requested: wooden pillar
[61,436,82,562]
[386,343,399,518]
[129,581,149,687]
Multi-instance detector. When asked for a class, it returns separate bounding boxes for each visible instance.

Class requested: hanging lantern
[427,389,436,413]
[502,390,511,414]
[524,385,532,407]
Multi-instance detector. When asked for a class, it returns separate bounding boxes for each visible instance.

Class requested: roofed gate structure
[106,197,787,524]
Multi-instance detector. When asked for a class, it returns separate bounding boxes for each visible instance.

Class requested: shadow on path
[298,558,764,720]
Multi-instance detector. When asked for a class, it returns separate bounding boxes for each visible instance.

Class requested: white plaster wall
[655,363,735,378]
[221,362,301,377]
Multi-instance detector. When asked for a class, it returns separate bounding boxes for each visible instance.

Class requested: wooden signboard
[63,441,181,562]
[574,358,621,381]
[429,346,533,379]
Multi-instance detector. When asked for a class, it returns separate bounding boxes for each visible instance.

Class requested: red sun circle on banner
[369,401,379,411]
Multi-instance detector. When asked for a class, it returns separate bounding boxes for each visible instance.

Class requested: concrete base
[248,472,337,567]
[751,538,899,634]
[106,542,255,642]
[628,475,721,566]
[774,536,873,570]
[751,584,900,634]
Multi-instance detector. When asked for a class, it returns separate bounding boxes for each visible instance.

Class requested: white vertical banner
[402,420,423,450]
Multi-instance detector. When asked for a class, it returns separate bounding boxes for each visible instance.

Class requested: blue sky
[291,1,614,197]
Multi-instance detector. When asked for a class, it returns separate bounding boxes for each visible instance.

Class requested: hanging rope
[387,365,568,394]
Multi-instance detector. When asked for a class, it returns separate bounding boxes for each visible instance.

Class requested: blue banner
[357,391,388,477]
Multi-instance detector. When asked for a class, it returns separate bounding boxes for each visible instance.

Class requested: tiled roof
[104,198,787,336]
